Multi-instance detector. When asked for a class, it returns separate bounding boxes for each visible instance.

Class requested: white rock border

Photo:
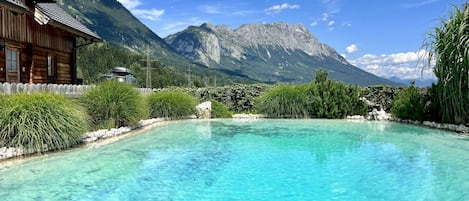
[0,118,166,161]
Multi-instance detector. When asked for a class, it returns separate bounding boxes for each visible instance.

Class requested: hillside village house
[0,0,100,84]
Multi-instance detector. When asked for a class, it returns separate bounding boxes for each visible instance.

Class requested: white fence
[0,83,153,96]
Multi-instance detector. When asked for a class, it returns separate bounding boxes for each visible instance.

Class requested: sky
[116,0,467,81]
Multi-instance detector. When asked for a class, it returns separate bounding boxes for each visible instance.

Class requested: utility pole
[187,66,191,88]
[141,47,156,89]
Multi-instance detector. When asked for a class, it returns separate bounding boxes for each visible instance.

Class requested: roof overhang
[35,3,101,42]
[47,21,102,42]
[1,0,29,12]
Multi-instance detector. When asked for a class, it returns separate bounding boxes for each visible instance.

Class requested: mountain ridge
[165,22,399,86]
[57,0,256,85]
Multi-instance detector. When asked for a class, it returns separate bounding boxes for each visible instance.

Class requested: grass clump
[0,93,88,152]
[391,82,424,121]
[83,81,147,129]
[424,3,469,124]
[210,100,232,118]
[147,91,197,119]
[256,84,309,118]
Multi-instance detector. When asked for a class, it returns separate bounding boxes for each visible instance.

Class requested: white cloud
[310,21,318,27]
[117,0,164,21]
[348,49,435,80]
[117,0,141,10]
[342,22,352,27]
[265,3,300,14]
[322,13,329,21]
[132,9,165,21]
[346,44,358,54]
[328,20,335,27]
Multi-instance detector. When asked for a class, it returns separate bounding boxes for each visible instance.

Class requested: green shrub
[83,81,147,129]
[255,70,366,119]
[391,82,424,121]
[305,70,366,118]
[210,100,232,118]
[256,85,309,118]
[147,91,197,119]
[0,93,88,152]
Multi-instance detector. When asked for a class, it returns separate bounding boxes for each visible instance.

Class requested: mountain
[165,22,399,86]
[56,0,255,85]
[387,76,436,87]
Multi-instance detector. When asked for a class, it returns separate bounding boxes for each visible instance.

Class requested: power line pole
[188,66,191,88]
[141,47,156,89]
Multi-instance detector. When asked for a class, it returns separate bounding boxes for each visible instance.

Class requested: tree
[424,3,469,124]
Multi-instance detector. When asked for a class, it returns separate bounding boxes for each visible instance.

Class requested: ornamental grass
[83,81,147,129]
[147,91,197,119]
[0,93,88,152]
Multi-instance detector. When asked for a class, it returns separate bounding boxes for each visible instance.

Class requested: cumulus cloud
[348,49,435,80]
[346,44,358,54]
[310,21,318,27]
[132,9,165,21]
[328,20,335,27]
[265,3,300,14]
[117,0,141,10]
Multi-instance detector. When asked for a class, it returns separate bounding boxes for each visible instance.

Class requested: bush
[0,93,88,152]
[83,81,147,129]
[256,85,309,118]
[147,91,197,119]
[303,70,365,118]
[255,70,366,119]
[211,100,232,118]
[391,82,424,121]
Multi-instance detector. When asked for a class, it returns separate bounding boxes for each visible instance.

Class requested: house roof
[36,3,101,41]
[3,0,29,10]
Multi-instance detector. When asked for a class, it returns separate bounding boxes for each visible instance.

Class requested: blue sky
[116,0,466,80]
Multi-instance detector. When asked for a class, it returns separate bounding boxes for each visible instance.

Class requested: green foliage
[256,70,366,118]
[77,42,140,84]
[256,85,309,118]
[0,93,88,152]
[391,82,424,121]
[83,81,147,129]
[210,100,232,118]
[306,70,366,118]
[147,91,198,119]
[424,3,469,124]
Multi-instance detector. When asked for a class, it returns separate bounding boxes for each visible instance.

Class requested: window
[47,55,55,77]
[6,49,18,71]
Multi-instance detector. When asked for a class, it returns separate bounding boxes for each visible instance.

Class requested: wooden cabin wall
[0,48,4,82]
[0,7,74,53]
[0,5,76,84]
[31,46,72,84]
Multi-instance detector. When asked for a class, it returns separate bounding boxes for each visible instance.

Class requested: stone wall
[156,84,272,112]
[158,84,406,113]
[361,86,405,111]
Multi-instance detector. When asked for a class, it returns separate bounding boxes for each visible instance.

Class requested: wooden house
[0,0,100,84]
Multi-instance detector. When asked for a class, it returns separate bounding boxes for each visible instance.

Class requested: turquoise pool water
[0,119,468,200]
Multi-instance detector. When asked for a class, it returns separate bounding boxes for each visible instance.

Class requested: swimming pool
[1,119,468,200]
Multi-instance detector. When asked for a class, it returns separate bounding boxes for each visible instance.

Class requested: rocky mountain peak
[165,22,395,85]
